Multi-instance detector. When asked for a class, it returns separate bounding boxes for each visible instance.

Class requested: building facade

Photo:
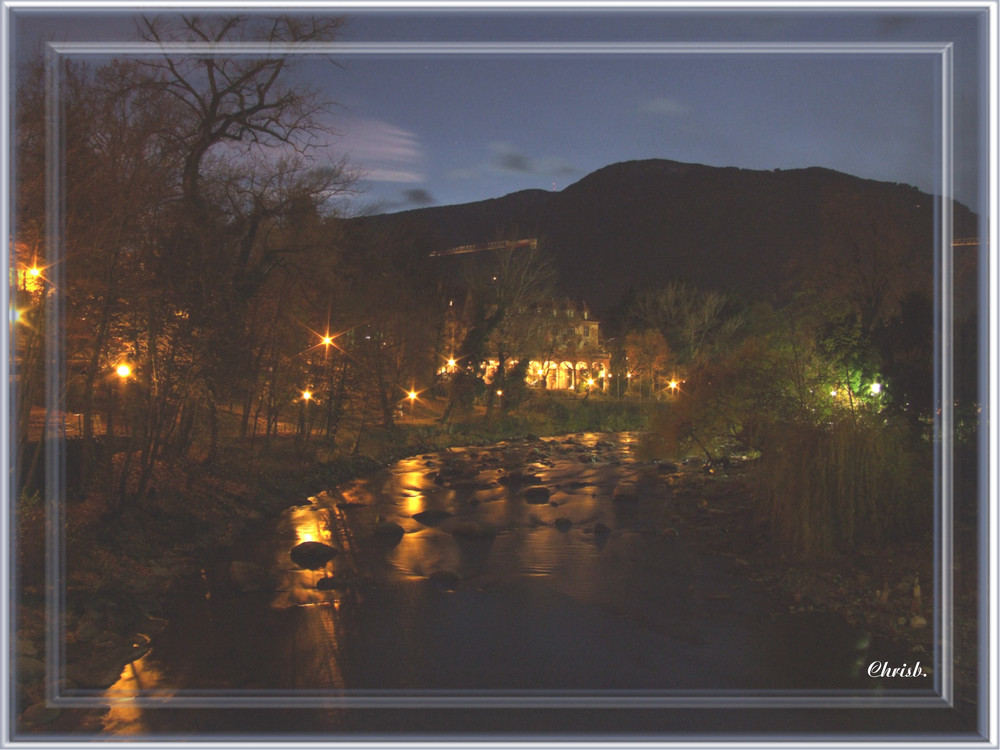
[440,299,611,392]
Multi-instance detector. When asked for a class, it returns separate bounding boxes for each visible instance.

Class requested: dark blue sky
[11,5,988,215]
[324,8,985,214]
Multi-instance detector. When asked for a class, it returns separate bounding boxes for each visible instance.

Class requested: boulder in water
[499,471,543,486]
[289,541,338,569]
[613,483,639,503]
[523,486,551,504]
[412,509,453,526]
[441,518,497,539]
[372,521,405,544]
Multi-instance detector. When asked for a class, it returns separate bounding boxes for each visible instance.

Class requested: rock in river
[412,509,453,526]
[523,486,552,504]
[612,483,639,503]
[373,521,405,544]
[498,471,543,486]
[440,518,497,539]
[290,541,338,569]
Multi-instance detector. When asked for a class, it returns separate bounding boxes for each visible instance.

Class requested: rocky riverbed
[16,431,976,737]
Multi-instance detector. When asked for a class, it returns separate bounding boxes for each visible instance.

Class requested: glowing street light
[116,363,132,379]
[668,379,679,392]
[408,390,417,402]
[870,382,882,395]
[447,357,457,368]
[302,390,313,401]
[321,335,333,347]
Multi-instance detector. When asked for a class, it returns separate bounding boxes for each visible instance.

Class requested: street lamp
[107,362,132,437]
[298,390,313,441]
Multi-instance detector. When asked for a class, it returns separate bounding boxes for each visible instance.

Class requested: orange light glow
[302,390,313,401]
[115,364,132,378]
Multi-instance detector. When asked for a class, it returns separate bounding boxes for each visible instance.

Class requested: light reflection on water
[98,431,926,732]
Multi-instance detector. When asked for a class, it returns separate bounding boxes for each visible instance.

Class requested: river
[88,432,956,740]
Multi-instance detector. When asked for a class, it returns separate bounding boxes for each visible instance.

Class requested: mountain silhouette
[351,159,978,313]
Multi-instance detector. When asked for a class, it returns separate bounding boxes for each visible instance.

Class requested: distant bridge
[430,238,538,257]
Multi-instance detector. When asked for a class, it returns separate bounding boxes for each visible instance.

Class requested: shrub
[752,417,931,556]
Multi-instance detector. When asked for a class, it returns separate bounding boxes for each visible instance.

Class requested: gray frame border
[2,0,996,744]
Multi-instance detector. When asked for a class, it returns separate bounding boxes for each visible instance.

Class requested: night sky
[10,5,988,216]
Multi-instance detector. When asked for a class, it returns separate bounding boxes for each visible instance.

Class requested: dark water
[92,432,955,739]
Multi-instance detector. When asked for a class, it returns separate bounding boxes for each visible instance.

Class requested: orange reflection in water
[290,506,331,545]
[101,656,170,735]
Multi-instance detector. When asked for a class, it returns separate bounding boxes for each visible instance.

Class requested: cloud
[486,142,578,178]
[402,188,435,206]
[364,168,424,183]
[639,97,691,117]
[491,143,532,173]
[338,117,425,184]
